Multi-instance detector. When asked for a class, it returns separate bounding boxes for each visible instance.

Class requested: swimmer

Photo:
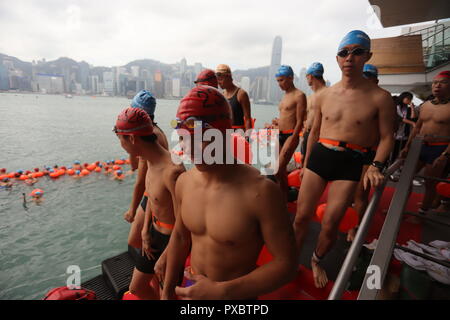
[73,161,82,171]
[194,69,218,88]
[161,86,296,300]
[294,30,395,288]
[25,176,38,186]
[275,65,307,196]
[124,90,170,254]
[31,190,44,204]
[301,62,327,163]
[216,64,252,132]
[112,170,125,180]
[72,170,82,179]
[0,177,13,189]
[400,70,450,215]
[347,63,380,242]
[114,107,185,300]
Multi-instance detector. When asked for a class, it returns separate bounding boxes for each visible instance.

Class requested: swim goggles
[337,47,368,58]
[171,115,231,130]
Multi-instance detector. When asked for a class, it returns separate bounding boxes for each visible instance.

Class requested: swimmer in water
[294,30,394,288]
[0,178,13,189]
[162,86,296,300]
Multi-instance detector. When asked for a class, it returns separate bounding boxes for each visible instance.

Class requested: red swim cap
[194,69,218,88]
[434,70,450,80]
[115,107,154,136]
[176,86,232,132]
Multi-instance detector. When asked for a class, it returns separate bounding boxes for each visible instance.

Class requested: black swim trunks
[300,130,310,156]
[140,195,148,211]
[134,222,171,274]
[279,132,293,148]
[419,143,448,165]
[306,142,366,182]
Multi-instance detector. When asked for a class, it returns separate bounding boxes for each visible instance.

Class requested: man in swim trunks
[302,62,327,162]
[161,86,297,300]
[347,63,381,241]
[194,69,218,88]
[216,64,253,132]
[294,30,395,288]
[275,65,307,194]
[400,70,450,214]
[114,107,185,300]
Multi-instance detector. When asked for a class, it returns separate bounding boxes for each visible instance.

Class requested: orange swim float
[30,189,44,196]
[81,169,90,176]
[287,169,302,188]
[316,203,359,233]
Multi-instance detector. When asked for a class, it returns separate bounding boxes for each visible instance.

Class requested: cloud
[0,0,409,83]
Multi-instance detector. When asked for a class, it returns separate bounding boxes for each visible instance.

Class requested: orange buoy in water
[36,172,44,178]
[287,169,302,188]
[67,169,75,176]
[115,159,125,165]
[81,169,90,176]
[293,152,303,164]
[125,158,130,164]
[231,133,252,164]
[57,169,66,176]
[49,172,59,179]
[112,165,122,171]
[0,174,7,180]
[316,203,359,233]
[8,172,15,178]
[19,175,28,180]
[94,167,102,172]
[86,164,96,171]
[436,181,450,198]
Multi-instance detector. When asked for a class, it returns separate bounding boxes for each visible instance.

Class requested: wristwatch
[371,161,385,171]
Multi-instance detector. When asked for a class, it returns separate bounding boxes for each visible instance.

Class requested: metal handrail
[358,137,423,300]
[328,159,403,300]
[402,23,446,38]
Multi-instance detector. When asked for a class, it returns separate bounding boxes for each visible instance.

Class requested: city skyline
[0,1,417,86]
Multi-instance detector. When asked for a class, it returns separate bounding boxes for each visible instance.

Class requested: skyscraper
[267,36,282,104]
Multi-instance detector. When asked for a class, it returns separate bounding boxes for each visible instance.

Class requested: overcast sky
[0,0,434,83]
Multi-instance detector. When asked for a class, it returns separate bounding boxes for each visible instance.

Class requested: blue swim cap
[74,160,80,165]
[363,64,378,78]
[76,170,80,175]
[131,90,156,117]
[117,170,122,175]
[49,169,54,173]
[68,166,73,169]
[35,191,42,195]
[338,30,371,51]
[17,170,23,174]
[306,62,324,77]
[275,65,294,78]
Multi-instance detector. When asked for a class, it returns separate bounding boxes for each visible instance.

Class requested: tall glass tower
[267,36,282,103]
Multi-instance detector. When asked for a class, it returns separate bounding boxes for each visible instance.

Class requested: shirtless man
[400,70,450,214]
[294,30,395,288]
[161,86,297,300]
[275,65,307,194]
[124,90,169,249]
[216,64,252,132]
[302,62,327,162]
[347,63,381,241]
[115,107,184,300]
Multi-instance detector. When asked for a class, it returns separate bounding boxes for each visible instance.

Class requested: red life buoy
[316,203,359,233]
[43,286,96,300]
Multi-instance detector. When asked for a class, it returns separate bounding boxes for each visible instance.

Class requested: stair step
[101,251,135,299]
[81,275,115,300]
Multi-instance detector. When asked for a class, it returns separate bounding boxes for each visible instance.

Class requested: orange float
[8,172,15,178]
[19,175,29,180]
[86,164,96,171]
[293,152,303,164]
[67,169,75,176]
[35,172,44,178]
[112,165,122,171]
[94,167,102,172]
[115,159,125,165]
[436,181,450,198]
[287,169,302,188]
[0,174,7,180]
[316,203,359,233]
[81,169,90,176]
[49,172,59,179]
